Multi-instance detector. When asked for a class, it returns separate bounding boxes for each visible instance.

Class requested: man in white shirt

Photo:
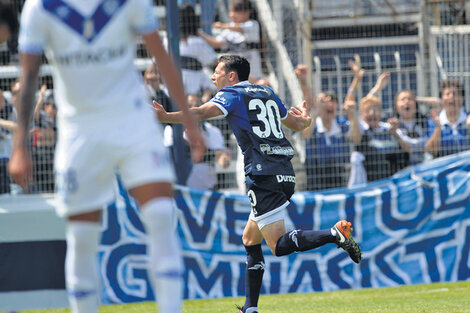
[9,1,205,313]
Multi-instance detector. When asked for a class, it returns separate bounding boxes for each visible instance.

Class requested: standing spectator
[163,94,231,190]
[0,83,17,194]
[178,3,217,102]
[178,0,217,35]
[356,94,411,182]
[367,72,429,165]
[9,2,205,313]
[199,0,264,81]
[31,85,57,193]
[426,79,470,158]
[296,61,362,191]
[144,62,173,112]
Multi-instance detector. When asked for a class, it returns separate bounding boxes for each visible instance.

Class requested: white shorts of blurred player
[54,115,175,217]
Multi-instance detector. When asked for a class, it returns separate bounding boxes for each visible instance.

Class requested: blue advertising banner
[98,151,470,304]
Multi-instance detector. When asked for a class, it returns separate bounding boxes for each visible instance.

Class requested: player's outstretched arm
[282,100,313,132]
[154,100,223,124]
[8,53,42,191]
[143,31,205,162]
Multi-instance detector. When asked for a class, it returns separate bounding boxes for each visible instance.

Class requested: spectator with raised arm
[367,73,428,165]
[356,84,411,182]
[296,60,362,190]
[426,79,470,158]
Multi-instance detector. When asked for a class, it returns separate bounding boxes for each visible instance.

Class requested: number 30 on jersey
[249,99,284,139]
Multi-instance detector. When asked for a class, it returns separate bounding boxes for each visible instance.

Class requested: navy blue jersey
[210,81,294,176]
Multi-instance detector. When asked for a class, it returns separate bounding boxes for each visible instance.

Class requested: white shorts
[249,201,288,230]
[54,112,175,217]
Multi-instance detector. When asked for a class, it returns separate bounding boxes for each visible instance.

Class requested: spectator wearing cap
[426,79,470,158]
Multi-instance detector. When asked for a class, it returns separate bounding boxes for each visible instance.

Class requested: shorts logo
[248,189,257,209]
[276,175,296,183]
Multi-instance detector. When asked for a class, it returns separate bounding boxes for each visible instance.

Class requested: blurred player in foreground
[9,1,204,313]
[154,55,362,313]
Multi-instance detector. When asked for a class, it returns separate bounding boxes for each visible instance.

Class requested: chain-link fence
[1,0,469,195]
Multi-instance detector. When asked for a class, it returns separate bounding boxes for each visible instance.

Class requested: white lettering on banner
[276,175,296,183]
[92,151,470,306]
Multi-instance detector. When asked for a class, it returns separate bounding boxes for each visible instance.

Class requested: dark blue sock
[243,244,264,311]
[274,229,336,256]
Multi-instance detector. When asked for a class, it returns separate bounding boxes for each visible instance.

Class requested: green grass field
[20,281,470,313]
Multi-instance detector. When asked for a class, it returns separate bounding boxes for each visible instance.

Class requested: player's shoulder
[214,85,242,99]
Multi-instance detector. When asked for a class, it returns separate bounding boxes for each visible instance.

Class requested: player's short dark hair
[439,79,465,99]
[0,2,18,34]
[218,55,250,81]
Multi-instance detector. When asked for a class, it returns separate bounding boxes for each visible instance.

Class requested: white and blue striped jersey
[18,0,158,130]
[210,81,295,176]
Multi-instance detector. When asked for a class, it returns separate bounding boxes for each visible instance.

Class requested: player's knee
[242,233,259,246]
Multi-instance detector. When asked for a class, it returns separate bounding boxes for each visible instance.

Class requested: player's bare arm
[143,31,205,162]
[282,100,313,131]
[154,100,223,123]
[8,53,42,190]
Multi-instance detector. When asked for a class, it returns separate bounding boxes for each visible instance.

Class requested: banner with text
[99,151,470,304]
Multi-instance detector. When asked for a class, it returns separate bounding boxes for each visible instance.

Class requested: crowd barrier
[1,151,470,310]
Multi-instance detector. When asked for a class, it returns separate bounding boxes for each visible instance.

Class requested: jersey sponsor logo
[260,144,294,156]
[54,45,128,66]
[244,86,269,94]
[214,93,226,104]
[276,175,296,183]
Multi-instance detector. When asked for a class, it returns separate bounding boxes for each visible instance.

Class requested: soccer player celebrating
[154,55,362,313]
[9,1,205,313]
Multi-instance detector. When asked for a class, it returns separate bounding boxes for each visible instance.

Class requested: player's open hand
[290,100,313,128]
[153,100,168,122]
[8,145,33,192]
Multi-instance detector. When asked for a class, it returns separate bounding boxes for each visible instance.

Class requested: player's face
[211,62,232,91]
[396,91,416,121]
